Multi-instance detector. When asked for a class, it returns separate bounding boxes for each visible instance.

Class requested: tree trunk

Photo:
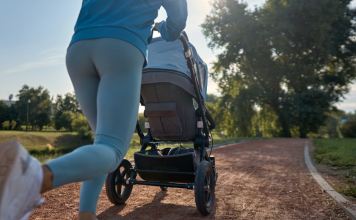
[299,125,308,138]
[273,108,292,137]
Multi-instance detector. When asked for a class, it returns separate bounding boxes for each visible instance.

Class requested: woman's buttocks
[66,38,145,73]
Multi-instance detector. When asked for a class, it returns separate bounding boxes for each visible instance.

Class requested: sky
[0,0,356,113]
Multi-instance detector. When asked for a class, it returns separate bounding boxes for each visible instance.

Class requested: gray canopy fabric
[142,37,208,100]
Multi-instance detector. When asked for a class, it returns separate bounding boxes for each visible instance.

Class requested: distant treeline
[0,85,93,141]
[205,94,356,138]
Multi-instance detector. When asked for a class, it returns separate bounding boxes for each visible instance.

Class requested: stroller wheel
[105,159,136,205]
[194,161,215,215]
[160,186,168,191]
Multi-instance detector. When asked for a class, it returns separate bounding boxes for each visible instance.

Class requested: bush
[71,113,94,143]
[58,111,76,131]
[1,121,9,130]
[340,120,356,138]
[77,126,94,143]
[10,120,17,130]
[71,114,89,131]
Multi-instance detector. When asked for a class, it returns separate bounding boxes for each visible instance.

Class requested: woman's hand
[154,20,165,32]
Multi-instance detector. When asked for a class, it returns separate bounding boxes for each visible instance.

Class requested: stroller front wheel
[194,161,215,215]
[105,159,136,205]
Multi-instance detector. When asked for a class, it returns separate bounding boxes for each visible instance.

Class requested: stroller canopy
[143,37,208,100]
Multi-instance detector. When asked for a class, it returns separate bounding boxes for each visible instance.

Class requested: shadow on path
[98,189,218,220]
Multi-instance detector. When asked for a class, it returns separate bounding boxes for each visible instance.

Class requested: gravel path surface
[30,139,350,219]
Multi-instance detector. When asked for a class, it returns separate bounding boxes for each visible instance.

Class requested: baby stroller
[105,31,217,215]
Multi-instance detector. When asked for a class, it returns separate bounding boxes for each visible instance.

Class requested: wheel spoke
[116,184,122,196]
[120,168,127,178]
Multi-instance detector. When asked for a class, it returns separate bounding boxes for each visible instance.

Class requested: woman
[0,0,187,219]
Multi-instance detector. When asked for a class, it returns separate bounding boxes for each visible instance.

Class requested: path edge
[304,141,356,220]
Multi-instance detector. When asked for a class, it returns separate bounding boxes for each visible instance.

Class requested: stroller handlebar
[179,32,190,52]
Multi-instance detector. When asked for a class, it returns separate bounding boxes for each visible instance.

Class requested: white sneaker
[0,140,44,220]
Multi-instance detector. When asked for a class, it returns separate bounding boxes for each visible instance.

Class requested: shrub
[71,114,89,131]
[1,121,9,130]
[71,113,94,143]
[340,120,356,138]
[77,126,94,143]
[10,120,17,130]
[58,111,76,131]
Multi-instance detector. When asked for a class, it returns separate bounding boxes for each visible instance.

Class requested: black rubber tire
[194,161,215,215]
[105,159,135,205]
[160,186,168,191]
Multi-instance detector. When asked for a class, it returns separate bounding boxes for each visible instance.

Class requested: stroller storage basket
[134,148,197,183]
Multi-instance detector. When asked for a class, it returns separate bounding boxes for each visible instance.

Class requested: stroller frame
[105,32,217,215]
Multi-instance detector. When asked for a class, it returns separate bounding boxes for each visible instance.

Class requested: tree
[317,114,341,138]
[72,113,94,142]
[202,0,356,137]
[16,85,52,130]
[58,111,76,132]
[340,120,356,138]
[72,113,90,131]
[0,101,9,125]
[257,104,281,137]
[53,92,81,130]
[206,94,218,104]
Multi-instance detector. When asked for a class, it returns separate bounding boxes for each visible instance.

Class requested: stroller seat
[140,36,208,141]
[141,82,197,140]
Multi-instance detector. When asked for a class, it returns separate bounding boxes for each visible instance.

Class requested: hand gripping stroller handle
[152,27,189,50]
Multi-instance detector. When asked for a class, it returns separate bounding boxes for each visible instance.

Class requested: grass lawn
[313,138,356,198]
[0,131,79,150]
[313,138,356,167]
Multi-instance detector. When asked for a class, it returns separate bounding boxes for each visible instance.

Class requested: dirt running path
[30,139,350,219]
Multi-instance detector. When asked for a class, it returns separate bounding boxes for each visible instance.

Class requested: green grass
[313,138,356,198]
[313,138,356,168]
[0,131,79,150]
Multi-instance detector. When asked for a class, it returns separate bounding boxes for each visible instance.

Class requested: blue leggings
[46,38,144,215]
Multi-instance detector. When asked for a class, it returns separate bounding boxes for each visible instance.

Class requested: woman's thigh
[91,38,144,160]
[66,40,100,133]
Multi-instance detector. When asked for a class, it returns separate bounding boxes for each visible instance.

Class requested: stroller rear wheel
[194,161,215,215]
[105,159,136,205]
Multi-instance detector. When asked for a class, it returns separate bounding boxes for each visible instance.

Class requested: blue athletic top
[69,0,188,67]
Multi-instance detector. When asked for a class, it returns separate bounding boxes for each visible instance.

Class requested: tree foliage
[58,111,76,132]
[53,93,81,130]
[16,85,52,130]
[0,101,8,125]
[340,120,356,138]
[72,113,94,142]
[202,0,356,137]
